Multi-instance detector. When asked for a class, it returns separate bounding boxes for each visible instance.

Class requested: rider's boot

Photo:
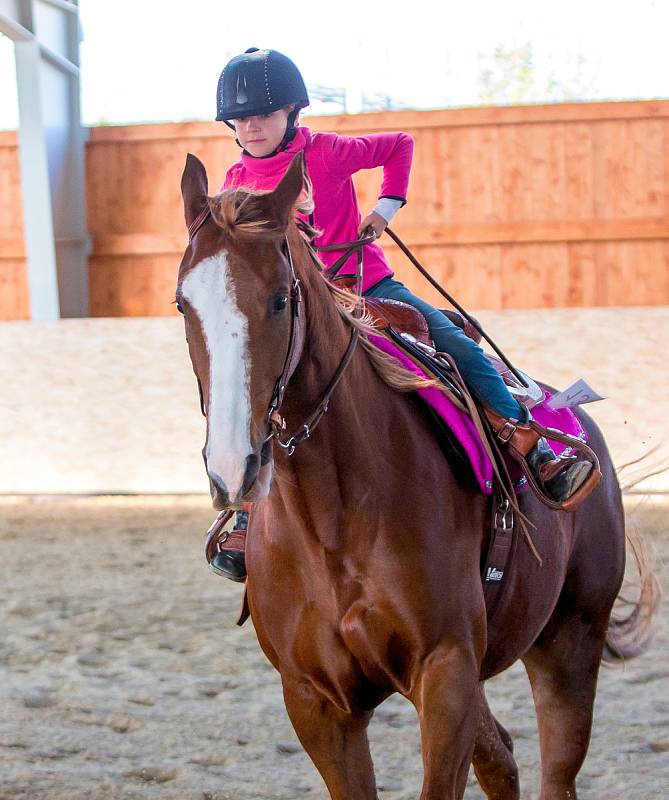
[526,436,593,503]
[209,509,248,582]
[485,410,593,505]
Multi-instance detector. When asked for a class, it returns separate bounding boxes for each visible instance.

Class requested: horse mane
[208,175,316,242]
[208,184,444,396]
[323,280,444,395]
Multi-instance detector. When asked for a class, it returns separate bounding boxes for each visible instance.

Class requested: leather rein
[187,202,528,458]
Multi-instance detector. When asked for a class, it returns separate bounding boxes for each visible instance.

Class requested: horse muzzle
[207,448,274,510]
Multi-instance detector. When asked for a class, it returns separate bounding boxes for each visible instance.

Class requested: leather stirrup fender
[237,587,251,627]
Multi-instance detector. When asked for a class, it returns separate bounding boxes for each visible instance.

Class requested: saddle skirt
[364,299,588,495]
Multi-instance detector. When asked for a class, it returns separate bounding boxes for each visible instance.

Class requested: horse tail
[603,530,662,662]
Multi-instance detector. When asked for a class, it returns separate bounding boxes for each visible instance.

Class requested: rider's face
[232,106,294,157]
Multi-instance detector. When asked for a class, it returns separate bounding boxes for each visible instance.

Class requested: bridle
[187,197,530,463]
[264,227,382,455]
[186,201,370,459]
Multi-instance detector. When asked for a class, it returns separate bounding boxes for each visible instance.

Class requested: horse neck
[271,236,436,536]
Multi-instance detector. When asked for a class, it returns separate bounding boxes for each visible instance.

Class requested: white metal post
[1,0,87,319]
[13,35,61,320]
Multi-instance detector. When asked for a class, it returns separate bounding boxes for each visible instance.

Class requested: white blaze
[181,251,251,498]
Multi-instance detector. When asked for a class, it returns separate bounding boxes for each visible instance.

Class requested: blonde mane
[322,279,446,395]
[208,174,315,241]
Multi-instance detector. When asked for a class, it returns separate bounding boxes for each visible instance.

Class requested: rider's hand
[357,211,386,239]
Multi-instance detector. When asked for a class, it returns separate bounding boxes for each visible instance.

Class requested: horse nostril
[208,472,229,507]
[241,452,261,496]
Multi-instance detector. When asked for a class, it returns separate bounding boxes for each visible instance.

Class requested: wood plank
[86,100,669,142]
[91,220,669,259]
[0,144,24,239]
[593,119,666,219]
[0,260,29,319]
[0,131,18,146]
[87,237,669,317]
[0,239,25,259]
[565,123,595,220]
[89,256,181,317]
[566,243,600,306]
[595,241,669,306]
[309,101,669,132]
[665,118,669,220]
[499,243,571,308]
[388,243,503,311]
[382,219,669,246]
[92,234,187,256]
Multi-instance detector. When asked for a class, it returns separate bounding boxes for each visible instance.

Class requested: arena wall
[1,100,669,319]
[0,308,665,494]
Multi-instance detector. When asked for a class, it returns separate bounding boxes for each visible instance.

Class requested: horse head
[177,153,306,509]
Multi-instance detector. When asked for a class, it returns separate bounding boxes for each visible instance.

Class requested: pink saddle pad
[370,334,588,494]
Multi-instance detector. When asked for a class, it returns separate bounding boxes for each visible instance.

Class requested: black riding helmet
[216,48,309,128]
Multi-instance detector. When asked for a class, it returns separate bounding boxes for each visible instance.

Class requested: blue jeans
[365,277,524,419]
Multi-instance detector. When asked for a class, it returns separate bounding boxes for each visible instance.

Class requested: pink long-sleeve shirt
[223,126,413,292]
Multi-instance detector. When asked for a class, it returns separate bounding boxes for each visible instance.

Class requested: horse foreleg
[472,682,520,800]
[410,646,481,800]
[281,678,378,800]
[522,612,609,800]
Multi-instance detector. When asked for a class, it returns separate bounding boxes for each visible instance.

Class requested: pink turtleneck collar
[239,126,310,177]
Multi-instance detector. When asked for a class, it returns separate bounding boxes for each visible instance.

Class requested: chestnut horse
[177,153,657,800]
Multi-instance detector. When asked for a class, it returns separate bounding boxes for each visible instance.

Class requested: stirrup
[205,509,249,582]
[204,509,235,565]
[485,411,602,512]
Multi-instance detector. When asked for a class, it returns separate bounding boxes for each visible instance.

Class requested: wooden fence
[1,100,669,318]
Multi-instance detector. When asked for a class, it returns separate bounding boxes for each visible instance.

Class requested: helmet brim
[216,100,308,124]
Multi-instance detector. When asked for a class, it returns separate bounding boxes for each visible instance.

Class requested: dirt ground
[0,495,666,800]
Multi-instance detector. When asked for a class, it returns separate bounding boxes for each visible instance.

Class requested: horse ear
[270,153,305,228]
[181,154,209,229]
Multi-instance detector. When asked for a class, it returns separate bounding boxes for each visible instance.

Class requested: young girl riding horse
[208,47,592,581]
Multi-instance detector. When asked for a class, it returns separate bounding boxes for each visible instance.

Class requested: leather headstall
[186,205,364,459]
[264,234,361,456]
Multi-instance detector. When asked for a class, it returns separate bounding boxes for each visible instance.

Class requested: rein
[264,235,361,456]
[311,222,529,389]
[187,203,527,460]
[315,231,377,297]
[384,227,529,388]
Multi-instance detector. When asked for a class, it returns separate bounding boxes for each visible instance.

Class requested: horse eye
[176,301,185,314]
[272,295,288,314]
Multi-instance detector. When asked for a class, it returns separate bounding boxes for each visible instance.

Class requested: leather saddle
[364,297,544,410]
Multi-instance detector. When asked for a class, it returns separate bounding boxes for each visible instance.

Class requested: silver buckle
[497,421,517,443]
[495,499,513,531]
